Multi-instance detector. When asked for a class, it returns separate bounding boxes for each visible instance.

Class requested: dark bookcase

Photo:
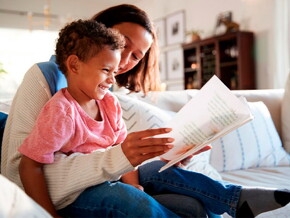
[182,31,255,90]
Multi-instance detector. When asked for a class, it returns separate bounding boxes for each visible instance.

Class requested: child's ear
[66,55,80,74]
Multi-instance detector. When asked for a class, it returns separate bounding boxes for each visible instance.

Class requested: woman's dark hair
[92,4,160,93]
[55,19,125,76]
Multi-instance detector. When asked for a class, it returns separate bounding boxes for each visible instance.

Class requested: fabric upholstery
[210,101,290,172]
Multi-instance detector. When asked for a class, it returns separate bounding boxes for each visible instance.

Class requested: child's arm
[121,170,144,191]
[19,155,59,217]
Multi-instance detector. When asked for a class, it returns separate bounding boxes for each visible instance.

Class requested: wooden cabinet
[182,31,255,90]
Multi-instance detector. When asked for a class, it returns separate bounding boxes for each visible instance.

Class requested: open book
[158,75,253,172]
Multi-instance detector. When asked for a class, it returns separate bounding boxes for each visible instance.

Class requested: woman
[1,4,207,217]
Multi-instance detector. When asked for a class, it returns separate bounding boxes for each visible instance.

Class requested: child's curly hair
[55,19,125,75]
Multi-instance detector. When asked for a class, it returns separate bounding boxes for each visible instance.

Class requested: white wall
[0,0,285,89]
[146,0,277,89]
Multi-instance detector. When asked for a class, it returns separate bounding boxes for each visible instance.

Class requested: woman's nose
[119,51,130,70]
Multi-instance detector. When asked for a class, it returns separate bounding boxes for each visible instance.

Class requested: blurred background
[0,0,289,94]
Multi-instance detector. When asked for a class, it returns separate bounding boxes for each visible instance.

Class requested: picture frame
[217,11,232,26]
[165,10,185,45]
[159,52,167,81]
[167,48,184,80]
[154,18,166,47]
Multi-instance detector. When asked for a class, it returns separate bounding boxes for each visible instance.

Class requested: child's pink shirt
[18,88,127,164]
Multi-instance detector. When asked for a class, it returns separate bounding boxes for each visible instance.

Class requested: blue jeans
[139,160,242,217]
[58,181,206,217]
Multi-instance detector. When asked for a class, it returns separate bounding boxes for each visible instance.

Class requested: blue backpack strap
[37,55,67,96]
[0,112,8,163]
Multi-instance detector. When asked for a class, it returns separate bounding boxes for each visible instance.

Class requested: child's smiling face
[71,46,121,101]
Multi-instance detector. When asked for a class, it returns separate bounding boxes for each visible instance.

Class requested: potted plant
[0,63,8,74]
[186,30,203,42]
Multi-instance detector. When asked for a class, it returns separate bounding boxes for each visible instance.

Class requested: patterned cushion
[210,101,290,172]
[114,93,175,133]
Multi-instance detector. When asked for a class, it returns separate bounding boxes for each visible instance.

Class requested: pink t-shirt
[19,88,127,164]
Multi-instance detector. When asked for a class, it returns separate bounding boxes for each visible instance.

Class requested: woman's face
[112,22,153,75]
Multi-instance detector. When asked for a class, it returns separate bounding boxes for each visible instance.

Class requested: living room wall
[0,0,288,90]
[146,0,288,89]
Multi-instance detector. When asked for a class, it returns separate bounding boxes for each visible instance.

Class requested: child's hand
[121,128,174,166]
[130,184,144,191]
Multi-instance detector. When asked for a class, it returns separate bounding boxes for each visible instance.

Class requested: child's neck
[67,88,101,121]
[80,100,101,121]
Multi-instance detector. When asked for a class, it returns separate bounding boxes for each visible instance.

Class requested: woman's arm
[44,127,173,208]
[19,155,59,217]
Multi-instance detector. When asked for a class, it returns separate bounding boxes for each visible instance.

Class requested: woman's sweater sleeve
[45,145,134,209]
[1,63,134,210]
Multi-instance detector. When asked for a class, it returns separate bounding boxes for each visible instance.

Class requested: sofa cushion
[221,166,290,218]
[114,93,175,133]
[210,101,290,172]
[282,73,290,153]
[114,93,222,180]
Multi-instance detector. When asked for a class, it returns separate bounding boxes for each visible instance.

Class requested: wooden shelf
[220,61,238,68]
[182,31,255,90]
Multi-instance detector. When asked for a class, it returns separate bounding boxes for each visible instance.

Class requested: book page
[158,75,253,172]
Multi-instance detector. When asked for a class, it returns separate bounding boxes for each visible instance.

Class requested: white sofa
[1,88,289,217]
[113,88,290,218]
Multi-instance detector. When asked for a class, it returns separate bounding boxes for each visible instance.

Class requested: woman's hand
[179,145,212,166]
[161,145,212,167]
[121,128,174,166]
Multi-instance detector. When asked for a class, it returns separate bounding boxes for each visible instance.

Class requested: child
[18,19,127,217]
[18,19,290,218]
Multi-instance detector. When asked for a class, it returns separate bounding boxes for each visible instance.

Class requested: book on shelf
[158,75,253,172]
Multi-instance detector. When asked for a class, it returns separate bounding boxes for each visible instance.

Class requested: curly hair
[55,19,125,76]
[92,4,161,93]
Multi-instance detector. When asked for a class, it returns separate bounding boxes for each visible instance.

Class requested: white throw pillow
[0,175,51,218]
[114,93,222,180]
[210,101,290,172]
[114,93,175,133]
[282,73,290,153]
